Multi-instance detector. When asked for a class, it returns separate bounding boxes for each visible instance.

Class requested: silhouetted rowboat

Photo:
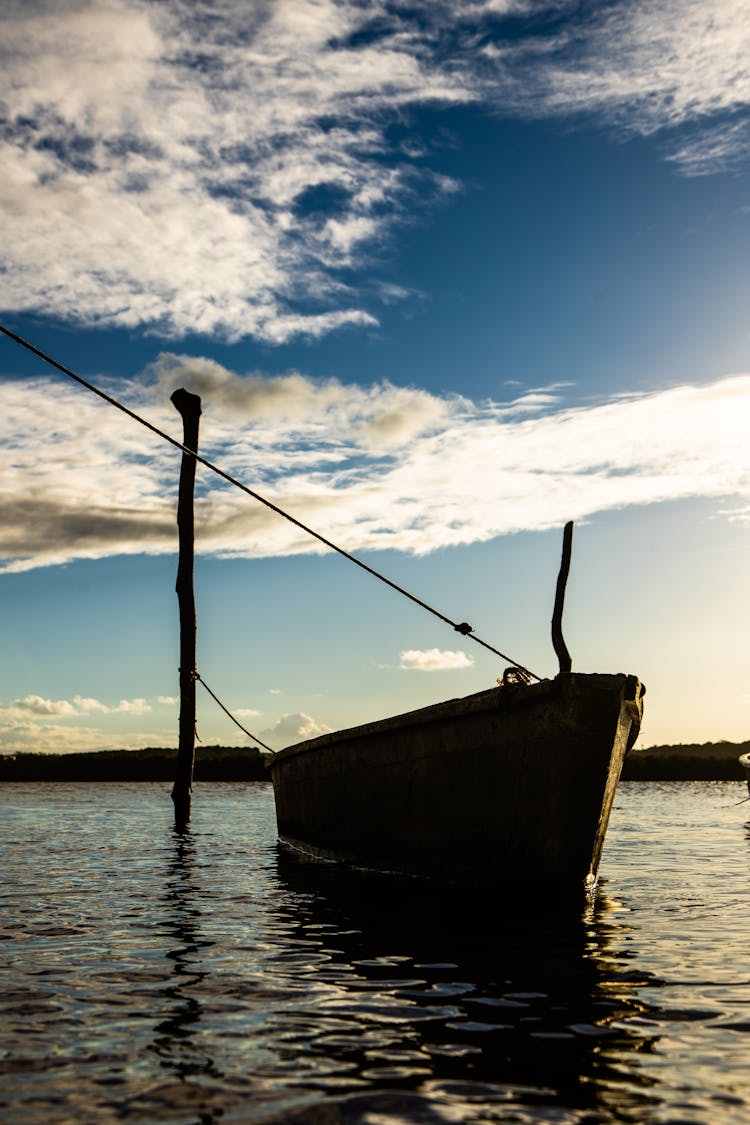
[270,671,644,893]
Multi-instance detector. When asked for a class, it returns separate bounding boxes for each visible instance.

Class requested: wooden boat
[739,752,750,797]
[270,671,645,893]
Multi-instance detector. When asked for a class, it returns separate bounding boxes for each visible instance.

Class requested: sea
[1,780,749,1125]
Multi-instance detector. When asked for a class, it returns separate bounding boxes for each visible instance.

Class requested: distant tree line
[621,739,750,781]
[0,745,271,782]
[1,739,748,783]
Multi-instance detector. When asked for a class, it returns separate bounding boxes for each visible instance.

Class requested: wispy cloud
[489,0,750,175]
[400,649,475,671]
[1,1,747,340]
[1,361,748,573]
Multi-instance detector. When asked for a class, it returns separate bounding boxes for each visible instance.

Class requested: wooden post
[171,388,202,829]
[551,521,573,675]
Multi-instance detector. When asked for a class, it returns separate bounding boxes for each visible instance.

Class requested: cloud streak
[400,649,475,671]
[0,360,748,574]
[1,1,748,340]
[488,0,750,174]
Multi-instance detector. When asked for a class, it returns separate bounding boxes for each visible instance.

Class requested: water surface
[1,780,749,1123]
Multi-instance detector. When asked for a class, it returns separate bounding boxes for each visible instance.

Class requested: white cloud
[8,695,77,718]
[112,698,151,715]
[400,648,475,671]
[0,693,152,720]
[1,1,748,341]
[73,695,152,714]
[0,691,163,753]
[1,364,749,573]
[0,0,471,340]
[260,711,333,750]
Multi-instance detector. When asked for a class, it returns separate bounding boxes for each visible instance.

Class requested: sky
[1,0,749,755]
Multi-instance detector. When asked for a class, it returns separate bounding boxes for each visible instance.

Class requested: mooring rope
[0,322,540,680]
[194,673,274,753]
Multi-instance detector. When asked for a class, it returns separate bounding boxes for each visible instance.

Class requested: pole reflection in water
[138,825,230,1122]
[150,829,213,1075]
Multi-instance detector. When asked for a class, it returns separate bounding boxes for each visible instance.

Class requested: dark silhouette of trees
[0,745,270,782]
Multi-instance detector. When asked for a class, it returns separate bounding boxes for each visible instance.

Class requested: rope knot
[498,666,534,687]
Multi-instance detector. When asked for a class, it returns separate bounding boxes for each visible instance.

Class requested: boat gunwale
[271,671,640,769]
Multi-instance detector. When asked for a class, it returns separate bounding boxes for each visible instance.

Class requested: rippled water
[1,780,749,1124]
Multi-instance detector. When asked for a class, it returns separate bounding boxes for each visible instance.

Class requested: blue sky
[1,0,749,753]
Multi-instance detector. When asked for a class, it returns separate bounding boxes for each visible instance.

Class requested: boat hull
[270,672,644,891]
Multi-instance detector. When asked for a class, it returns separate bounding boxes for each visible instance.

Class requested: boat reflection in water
[262,853,663,1124]
[147,819,662,1125]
